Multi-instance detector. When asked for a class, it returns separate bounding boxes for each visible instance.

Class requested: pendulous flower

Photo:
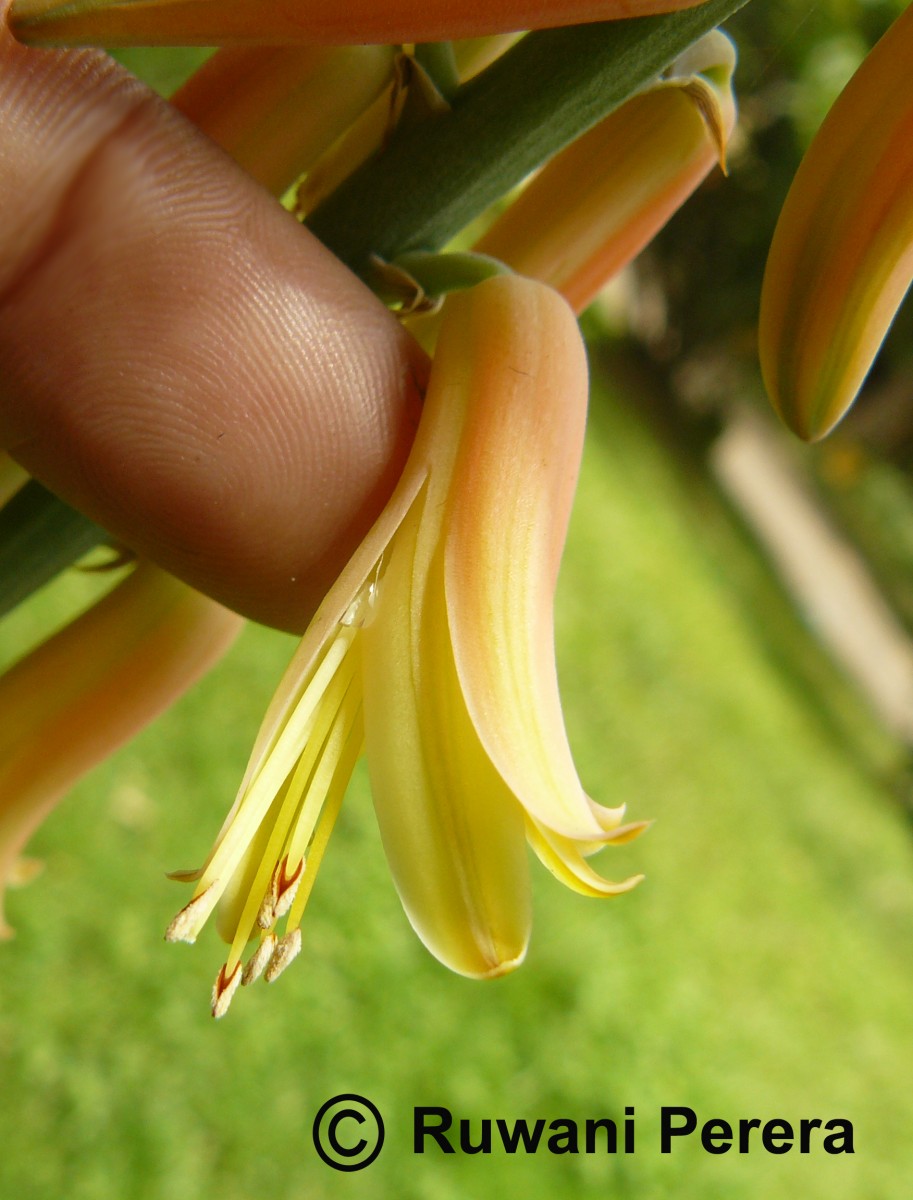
[0,562,241,937]
[165,274,645,1017]
[475,28,736,312]
[759,4,913,442]
[10,0,713,47]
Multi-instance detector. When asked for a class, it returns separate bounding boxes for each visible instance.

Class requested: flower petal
[759,5,913,441]
[526,818,645,897]
[172,44,396,197]
[362,491,531,979]
[442,275,619,840]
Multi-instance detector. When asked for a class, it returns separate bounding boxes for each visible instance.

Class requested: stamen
[285,712,363,931]
[264,930,302,982]
[241,933,278,986]
[274,857,304,920]
[191,628,357,899]
[285,669,362,870]
[211,961,242,1019]
[223,655,359,968]
[255,856,303,929]
[165,884,217,944]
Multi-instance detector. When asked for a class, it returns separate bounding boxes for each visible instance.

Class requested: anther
[241,934,277,986]
[165,885,215,944]
[264,930,302,983]
[211,961,242,1019]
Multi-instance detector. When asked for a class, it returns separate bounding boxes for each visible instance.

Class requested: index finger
[0,12,427,632]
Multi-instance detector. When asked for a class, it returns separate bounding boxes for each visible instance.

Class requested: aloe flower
[165,275,645,1017]
[759,4,913,442]
[475,28,736,312]
[0,564,241,938]
[296,39,516,218]
[171,44,396,197]
[10,0,711,47]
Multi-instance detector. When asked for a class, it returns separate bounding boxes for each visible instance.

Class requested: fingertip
[0,35,427,630]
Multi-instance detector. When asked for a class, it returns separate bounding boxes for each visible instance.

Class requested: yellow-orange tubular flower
[476,28,736,312]
[759,5,913,442]
[171,44,396,198]
[0,563,242,938]
[165,275,645,1017]
[10,0,711,47]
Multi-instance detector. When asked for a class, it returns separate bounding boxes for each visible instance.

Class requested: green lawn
[1,373,911,1199]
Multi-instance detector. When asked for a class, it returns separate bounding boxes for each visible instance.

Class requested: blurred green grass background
[2,374,912,1198]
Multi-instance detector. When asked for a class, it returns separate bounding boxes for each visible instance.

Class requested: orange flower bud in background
[759,5,913,441]
[171,44,396,197]
[0,564,241,937]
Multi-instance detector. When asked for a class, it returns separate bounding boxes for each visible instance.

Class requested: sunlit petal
[441,277,617,839]
[362,494,531,978]
[527,818,645,897]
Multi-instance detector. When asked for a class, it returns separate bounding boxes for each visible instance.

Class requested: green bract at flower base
[759,3,913,442]
[10,0,712,47]
[164,276,646,1018]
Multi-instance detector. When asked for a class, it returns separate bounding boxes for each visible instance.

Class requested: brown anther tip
[274,857,304,921]
[257,856,305,928]
[211,962,242,1019]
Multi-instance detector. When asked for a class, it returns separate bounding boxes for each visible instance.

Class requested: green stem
[413,42,461,100]
[0,483,113,618]
[309,0,751,278]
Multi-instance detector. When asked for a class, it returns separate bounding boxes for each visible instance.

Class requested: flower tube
[0,563,241,937]
[10,0,712,48]
[164,275,645,1016]
[759,5,913,441]
[475,29,736,312]
[171,44,396,197]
